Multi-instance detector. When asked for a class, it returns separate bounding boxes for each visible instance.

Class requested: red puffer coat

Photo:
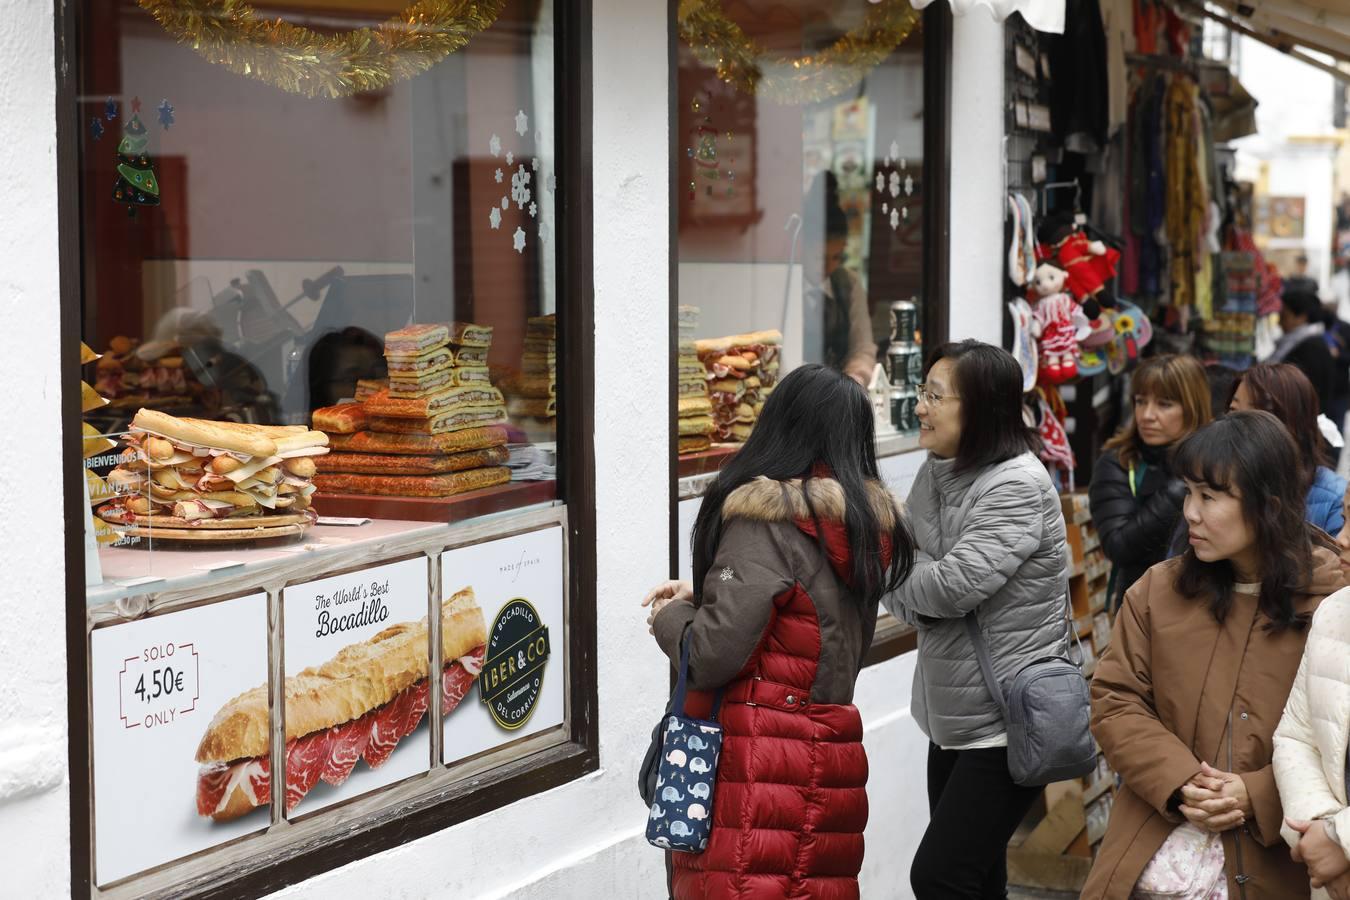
[653,474,900,900]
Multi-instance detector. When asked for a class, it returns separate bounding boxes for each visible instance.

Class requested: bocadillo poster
[441,526,566,765]
[90,593,269,885]
[275,557,433,818]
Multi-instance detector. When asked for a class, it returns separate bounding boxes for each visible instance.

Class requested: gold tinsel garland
[677,0,921,105]
[137,0,505,99]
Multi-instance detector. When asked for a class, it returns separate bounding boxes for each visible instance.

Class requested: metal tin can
[887,341,923,387]
[890,299,918,344]
[891,386,919,434]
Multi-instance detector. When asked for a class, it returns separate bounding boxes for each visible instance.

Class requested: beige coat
[1082,551,1344,900]
[1274,586,1350,900]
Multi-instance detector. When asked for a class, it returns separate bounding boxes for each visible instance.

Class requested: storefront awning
[1204,1,1350,77]
[908,0,1065,35]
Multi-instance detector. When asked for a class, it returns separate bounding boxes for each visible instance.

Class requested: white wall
[947,12,1006,346]
[0,1,72,896]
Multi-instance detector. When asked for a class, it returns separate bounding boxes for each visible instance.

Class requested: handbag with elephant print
[644,630,724,853]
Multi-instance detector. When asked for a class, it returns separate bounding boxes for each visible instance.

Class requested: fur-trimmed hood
[722,475,901,531]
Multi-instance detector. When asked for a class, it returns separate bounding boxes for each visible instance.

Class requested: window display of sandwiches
[95,409,329,538]
[195,589,486,821]
[501,315,558,425]
[307,322,512,499]
[91,335,201,409]
[676,307,713,455]
[695,330,781,443]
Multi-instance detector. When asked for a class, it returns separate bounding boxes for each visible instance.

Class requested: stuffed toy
[1037,214,1121,316]
[1028,262,1082,384]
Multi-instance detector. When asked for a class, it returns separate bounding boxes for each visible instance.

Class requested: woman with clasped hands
[1274,485,1350,900]
[1083,411,1345,899]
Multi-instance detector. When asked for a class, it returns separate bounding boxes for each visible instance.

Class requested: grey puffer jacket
[883,451,1070,748]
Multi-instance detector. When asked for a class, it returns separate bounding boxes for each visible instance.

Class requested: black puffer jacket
[1088,441,1187,606]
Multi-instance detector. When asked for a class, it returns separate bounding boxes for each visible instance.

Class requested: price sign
[118,642,200,729]
[91,592,269,885]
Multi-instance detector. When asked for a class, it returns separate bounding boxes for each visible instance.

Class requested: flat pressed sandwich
[97,409,329,525]
[368,404,507,435]
[384,324,449,358]
[326,426,508,456]
[449,344,489,366]
[195,591,487,821]
[446,322,493,348]
[312,403,369,435]
[387,369,456,399]
[506,397,557,419]
[363,385,502,419]
[316,446,510,476]
[386,346,455,378]
[313,467,510,498]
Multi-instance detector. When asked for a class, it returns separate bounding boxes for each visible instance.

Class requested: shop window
[65,0,594,894]
[674,0,941,468]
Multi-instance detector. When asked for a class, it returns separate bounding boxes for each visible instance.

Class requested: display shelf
[314,480,558,523]
[86,501,561,611]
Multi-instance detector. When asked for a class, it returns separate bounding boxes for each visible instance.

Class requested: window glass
[675,1,926,454]
[78,0,561,583]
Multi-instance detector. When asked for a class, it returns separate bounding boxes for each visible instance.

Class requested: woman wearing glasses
[883,340,1071,898]
[1089,354,1213,608]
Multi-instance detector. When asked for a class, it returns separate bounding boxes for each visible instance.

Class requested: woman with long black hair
[882,340,1070,898]
[1084,411,1345,899]
[641,363,915,900]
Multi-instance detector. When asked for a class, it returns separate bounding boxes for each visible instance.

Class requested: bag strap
[964,586,1083,719]
[672,628,726,723]
[962,613,1011,719]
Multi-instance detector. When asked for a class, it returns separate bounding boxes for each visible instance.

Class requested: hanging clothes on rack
[1164,75,1204,311]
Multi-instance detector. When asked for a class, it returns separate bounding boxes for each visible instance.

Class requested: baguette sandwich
[195,590,487,821]
[97,409,328,526]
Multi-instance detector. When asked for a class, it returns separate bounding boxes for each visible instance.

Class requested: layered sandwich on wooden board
[96,409,328,530]
[194,590,487,820]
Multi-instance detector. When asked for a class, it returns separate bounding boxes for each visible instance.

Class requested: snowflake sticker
[501,196,509,210]
[890,208,900,230]
[515,110,529,137]
[90,117,104,141]
[512,226,527,254]
[889,141,900,162]
[539,221,550,242]
[875,172,885,193]
[531,157,540,172]
[157,99,175,130]
[905,174,915,196]
[105,97,118,120]
[889,171,901,199]
[494,168,503,183]
[529,202,538,218]
[511,167,532,209]
[882,202,889,215]
[489,207,502,230]
[547,173,557,194]
[506,151,514,166]
[489,133,501,157]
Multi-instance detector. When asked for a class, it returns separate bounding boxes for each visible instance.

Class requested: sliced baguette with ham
[195,591,487,821]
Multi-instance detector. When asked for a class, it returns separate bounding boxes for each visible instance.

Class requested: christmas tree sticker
[112,110,160,213]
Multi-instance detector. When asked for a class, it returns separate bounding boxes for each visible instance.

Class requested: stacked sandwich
[695,330,783,442]
[676,306,713,455]
[502,315,557,425]
[310,323,511,498]
[96,409,328,529]
[93,335,198,408]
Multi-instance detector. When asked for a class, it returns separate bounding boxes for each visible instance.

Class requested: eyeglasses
[917,385,958,407]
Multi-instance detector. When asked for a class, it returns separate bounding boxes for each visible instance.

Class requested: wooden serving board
[100,510,312,530]
[102,521,310,542]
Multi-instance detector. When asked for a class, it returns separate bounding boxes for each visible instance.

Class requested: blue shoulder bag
[644,631,724,853]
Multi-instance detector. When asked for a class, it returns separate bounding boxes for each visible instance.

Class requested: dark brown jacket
[1083,550,1344,900]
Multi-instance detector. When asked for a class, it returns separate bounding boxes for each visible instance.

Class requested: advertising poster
[281,557,432,818]
[90,593,269,885]
[441,526,566,765]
